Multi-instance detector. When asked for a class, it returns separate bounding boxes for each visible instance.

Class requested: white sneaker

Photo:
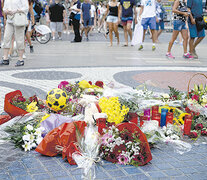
[58,36,62,40]
[23,54,26,59]
[52,37,55,41]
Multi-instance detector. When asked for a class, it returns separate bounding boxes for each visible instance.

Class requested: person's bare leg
[18,49,24,61]
[167,30,179,53]
[113,23,119,45]
[189,38,195,54]
[181,29,188,54]
[3,48,10,60]
[108,22,113,46]
[151,29,156,43]
[127,23,132,42]
[193,37,205,50]
[123,25,128,46]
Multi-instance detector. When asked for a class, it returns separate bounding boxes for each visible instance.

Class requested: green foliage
[168,86,184,100]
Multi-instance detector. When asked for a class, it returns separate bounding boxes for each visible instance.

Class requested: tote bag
[131,21,143,46]
[13,0,28,26]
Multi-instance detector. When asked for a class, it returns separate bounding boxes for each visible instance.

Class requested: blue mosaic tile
[138,164,159,172]
[37,155,52,161]
[188,173,207,180]
[169,162,189,168]
[56,177,74,180]
[163,169,183,176]
[198,159,207,165]
[22,161,42,169]
[131,174,150,180]
[45,165,64,172]
[193,165,207,172]
[9,169,28,177]
[32,173,51,180]
[21,157,37,163]
[63,163,78,169]
[51,170,69,178]
[15,175,33,180]
[123,167,142,174]
[7,162,25,171]
[73,174,82,180]
[29,167,46,174]
[151,177,171,180]
[70,168,82,175]
[183,160,202,166]
[171,176,191,180]
[154,163,174,170]
[148,171,167,178]
[41,159,58,167]
[174,155,191,161]
[107,170,125,177]
[115,176,133,180]
[102,164,119,171]
[0,173,11,180]
[96,171,109,179]
[179,167,198,174]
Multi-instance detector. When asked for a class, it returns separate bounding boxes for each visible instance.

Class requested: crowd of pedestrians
[0,0,206,67]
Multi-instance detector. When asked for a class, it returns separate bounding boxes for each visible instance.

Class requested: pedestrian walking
[0,0,4,48]
[187,0,206,59]
[120,0,137,46]
[0,0,29,66]
[49,0,66,40]
[81,0,91,41]
[63,0,70,34]
[166,0,193,59]
[70,0,81,42]
[155,0,165,43]
[90,1,96,31]
[104,0,121,46]
[138,0,157,51]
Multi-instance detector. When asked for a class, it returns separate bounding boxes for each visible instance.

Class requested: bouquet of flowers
[98,97,129,125]
[4,119,44,151]
[100,123,152,166]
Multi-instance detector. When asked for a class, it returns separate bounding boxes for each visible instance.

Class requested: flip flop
[122,44,128,47]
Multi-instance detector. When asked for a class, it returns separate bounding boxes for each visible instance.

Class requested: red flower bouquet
[100,123,152,166]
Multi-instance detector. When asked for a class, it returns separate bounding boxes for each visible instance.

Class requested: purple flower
[58,81,69,89]
[117,154,129,165]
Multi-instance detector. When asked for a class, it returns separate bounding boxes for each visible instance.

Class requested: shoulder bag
[13,0,28,26]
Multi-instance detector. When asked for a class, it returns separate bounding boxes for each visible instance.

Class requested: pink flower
[195,124,204,130]
[58,81,69,89]
[188,132,198,138]
[117,154,129,165]
[101,133,113,145]
[17,96,26,102]
[192,95,199,101]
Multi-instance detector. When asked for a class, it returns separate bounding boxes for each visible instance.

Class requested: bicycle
[31,24,52,44]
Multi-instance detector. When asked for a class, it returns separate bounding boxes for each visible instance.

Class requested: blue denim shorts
[83,18,91,27]
[173,20,187,31]
[141,16,156,30]
[188,21,205,38]
[156,20,164,30]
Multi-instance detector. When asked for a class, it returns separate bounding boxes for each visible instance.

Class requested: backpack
[34,0,44,15]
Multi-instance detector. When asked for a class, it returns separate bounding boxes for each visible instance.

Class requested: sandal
[15,60,24,67]
[122,44,128,47]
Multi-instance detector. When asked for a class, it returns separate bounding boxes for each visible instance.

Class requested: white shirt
[3,0,29,14]
[141,0,156,18]
[90,5,96,18]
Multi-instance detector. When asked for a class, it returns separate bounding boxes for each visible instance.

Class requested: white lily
[22,134,30,142]
[22,142,32,151]
[26,124,33,131]
[34,127,45,136]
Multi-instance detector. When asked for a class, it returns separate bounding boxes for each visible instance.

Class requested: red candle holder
[151,106,159,116]
[96,118,106,135]
[151,113,161,126]
[184,115,192,135]
[140,116,148,127]
[166,112,173,125]
[128,112,138,125]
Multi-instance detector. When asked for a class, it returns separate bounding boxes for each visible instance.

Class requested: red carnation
[88,81,92,85]
[95,81,104,88]
[195,124,204,130]
[113,144,126,154]
[105,153,118,163]
[192,95,199,101]
[188,132,198,138]
[17,96,26,102]
[201,130,207,136]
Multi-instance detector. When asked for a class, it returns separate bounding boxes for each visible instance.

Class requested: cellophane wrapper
[72,123,101,180]
[141,121,192,154]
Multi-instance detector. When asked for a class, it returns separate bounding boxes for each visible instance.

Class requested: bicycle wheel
[35,32,51,44]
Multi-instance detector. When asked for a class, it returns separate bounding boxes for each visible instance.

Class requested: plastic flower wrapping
[141,121,192,154]
[72,123,101,180]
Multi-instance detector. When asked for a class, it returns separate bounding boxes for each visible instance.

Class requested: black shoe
[15,60,24,67]
[0,59,9,65]
[30,46,34,53]
[71,40,81,43]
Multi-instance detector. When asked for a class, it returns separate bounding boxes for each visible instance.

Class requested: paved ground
[0,30,207,180]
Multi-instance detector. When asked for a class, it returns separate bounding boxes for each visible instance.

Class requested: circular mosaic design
[12,71,82,80]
